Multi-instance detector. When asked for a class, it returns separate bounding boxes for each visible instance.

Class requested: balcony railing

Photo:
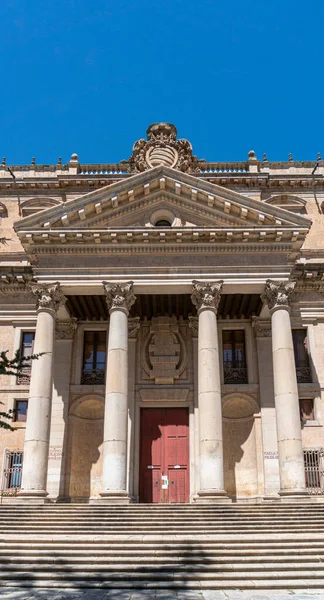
[81,368,105,385]
[296,367,312,384]
[16,366,31,385]
[223,366,248,384]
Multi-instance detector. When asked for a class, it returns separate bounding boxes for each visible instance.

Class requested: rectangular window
[292,329,312,383]
[81,331,106,385]
[13,400,28,423]
[300,398,315,422]
[17,332,35,385]
[222,330,248,384]
[1,450,23,491]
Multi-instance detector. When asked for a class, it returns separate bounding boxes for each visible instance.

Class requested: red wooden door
[139,408,189,503]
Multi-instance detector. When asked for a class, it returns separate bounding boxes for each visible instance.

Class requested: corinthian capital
[261,279,296,312]
[191,280,223,314]
[28,282,67,313]
[103,281,136,315]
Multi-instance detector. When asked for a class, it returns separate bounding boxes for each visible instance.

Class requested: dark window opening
[155,220,171,227]
[293,329,312,383]
[81,331,106,385]
[13,400,28,423]
[17,332,35,385]
[300,398,315,422]
[222,330,248,384]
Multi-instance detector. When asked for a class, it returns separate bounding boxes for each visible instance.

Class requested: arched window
[264,194,307,215]
[20,198,62,218]
[155,219,172,227]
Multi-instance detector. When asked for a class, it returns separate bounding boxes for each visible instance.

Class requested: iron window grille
[1,449,23,493]
[303,448,324,494]
[81,331,107,385]
[222,330,248,384]
[17,332,35,385]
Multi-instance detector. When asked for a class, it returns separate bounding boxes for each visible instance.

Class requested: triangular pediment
[14,166,311,249]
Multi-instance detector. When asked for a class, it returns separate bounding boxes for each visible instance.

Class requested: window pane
[293,330,309,368]
[83,331,96,371]
[21,332,35,360]
[13,400,28,423]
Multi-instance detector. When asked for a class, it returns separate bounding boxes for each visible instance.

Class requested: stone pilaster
[261,280,306,496]
[191,280,227,501]
[252,317,280,498]
[19,283,66,501]
[100,282,136,503]
[47,318,77,501]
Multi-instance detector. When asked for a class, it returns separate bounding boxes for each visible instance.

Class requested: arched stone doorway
[223,394,263,499]
[65,395,104,501]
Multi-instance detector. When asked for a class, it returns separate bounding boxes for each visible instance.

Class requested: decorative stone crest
[102,281,136,314]
[128,317,140,339]
[261,280,296,312]
[55,318,78,339]
[142,316,187,384]
[125,123,205,174]
[251,317,271,338]
[191,280,223,314]
[28,282,66,313]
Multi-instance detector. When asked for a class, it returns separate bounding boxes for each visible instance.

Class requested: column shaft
[198,308,224,493]
[20,310,55,496]
[191,280,227,502]
[262,280,306,496]
[271,307,306,493]
[100,281,136,503]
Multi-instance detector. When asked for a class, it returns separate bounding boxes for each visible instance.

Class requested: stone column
[100,282,136,503]
[19,283,66,500]
[191,280,227,501]
[261,280,306,496]
[47,318,77,501]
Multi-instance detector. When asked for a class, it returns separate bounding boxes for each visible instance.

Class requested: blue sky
[0,0,323,165]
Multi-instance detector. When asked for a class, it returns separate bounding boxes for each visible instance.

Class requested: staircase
[1,503,324,590]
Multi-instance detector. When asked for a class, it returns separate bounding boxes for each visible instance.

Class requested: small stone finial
[27,282,67,313]
[248,150,257,161]
[31,157,35,166]
[191,280,223,314]
[2,157,6,166]
[317,152,322,161]
[261,280,296,312]
[70,153,79,162]
[57,157,62,166]
[289,153,293,162]
[103,281,136,315]
[263,153,268,162]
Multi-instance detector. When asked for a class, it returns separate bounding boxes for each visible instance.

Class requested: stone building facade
[1,122,324,503]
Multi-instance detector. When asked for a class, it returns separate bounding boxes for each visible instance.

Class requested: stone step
[1,568,324,582]
[1,556,323,568]
[1,548,323,558]
[4,578,324,590]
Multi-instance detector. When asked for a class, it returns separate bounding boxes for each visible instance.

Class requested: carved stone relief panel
[141,316,187,384]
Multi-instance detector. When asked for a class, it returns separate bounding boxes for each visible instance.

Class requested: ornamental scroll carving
[191,280,223,314]
[251,317,271,338]
[124,123,205,174]
[142,316,187,384]
[128,317,140,339]
[261,280,296,311]
[55,318,77,339]
[102,281,136,314]
[28,282,66,313]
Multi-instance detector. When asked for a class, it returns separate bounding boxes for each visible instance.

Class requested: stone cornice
[15,227,308,253]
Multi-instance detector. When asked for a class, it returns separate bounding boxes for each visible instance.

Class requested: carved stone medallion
[125,123,205,174]
[142,316,187,384]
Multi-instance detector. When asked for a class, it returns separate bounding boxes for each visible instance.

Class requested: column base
[279,488,309,501]
[194,490,231,504]
[16,489,50,504]
[98,491,133,504]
